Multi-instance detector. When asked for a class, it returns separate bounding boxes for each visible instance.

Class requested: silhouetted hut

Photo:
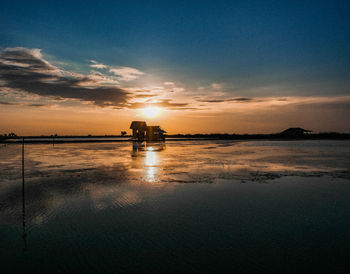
[130,121,166,142]
[130,121,147,141]
[280,128,312,136]
[146,126,166,141]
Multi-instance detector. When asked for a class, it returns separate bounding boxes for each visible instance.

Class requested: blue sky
[1,0,350,134]
[2,0,349,91]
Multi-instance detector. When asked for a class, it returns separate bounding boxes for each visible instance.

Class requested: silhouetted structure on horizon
[130,121,166,142]
[280,128,312,136]
[130,121,147,141]
[146,126,166,142]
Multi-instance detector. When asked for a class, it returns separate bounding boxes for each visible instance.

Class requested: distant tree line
[0,132,17,138]
[1,129,350,143]
[166,132,350,140]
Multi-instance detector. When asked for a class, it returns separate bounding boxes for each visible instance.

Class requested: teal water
[1,140,350,273]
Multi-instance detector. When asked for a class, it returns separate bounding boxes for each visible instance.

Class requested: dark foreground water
[1,140,350,273]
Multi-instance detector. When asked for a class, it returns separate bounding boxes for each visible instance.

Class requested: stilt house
[130,121,147,141]
[130,121,166,142]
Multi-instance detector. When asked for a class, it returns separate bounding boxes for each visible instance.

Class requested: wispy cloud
[134,94,157,98]
[109,66,144,81]
[89,60,145,81]
[128,99,190,110]
[0,100,47,108]
[0,100,17,105]
[197,97,254,103]
[210,83,222,89]
[89,60,107,69]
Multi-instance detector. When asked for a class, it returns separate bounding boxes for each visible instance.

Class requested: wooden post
[22,137,24,185]
[22,137,27,251]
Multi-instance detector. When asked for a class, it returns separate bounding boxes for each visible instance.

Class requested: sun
[142,107,161,118]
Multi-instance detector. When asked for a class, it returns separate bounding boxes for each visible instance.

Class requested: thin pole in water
[22,137,24,184]
[22,137,27,251]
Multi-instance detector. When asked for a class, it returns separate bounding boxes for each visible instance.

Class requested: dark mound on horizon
[167,128,350,140]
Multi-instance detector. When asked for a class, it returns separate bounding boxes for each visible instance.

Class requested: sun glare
[142,107,161,118]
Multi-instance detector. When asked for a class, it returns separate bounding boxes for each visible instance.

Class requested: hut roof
[147,126,166,133]
[130,121,147,130]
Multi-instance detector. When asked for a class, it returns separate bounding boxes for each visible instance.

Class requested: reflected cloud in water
[0,142,169,228]
[1,140,350,230]
[1,141,350,273]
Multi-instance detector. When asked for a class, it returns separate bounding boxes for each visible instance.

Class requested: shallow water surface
[1,140,350,273]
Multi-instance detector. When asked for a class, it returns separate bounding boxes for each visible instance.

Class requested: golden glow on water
[145,147,158,182]
[1,141,350,273]
[0,140,349,228]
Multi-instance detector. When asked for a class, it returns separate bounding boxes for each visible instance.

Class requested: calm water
[1,140,350,273]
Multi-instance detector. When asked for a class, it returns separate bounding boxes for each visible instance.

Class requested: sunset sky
[1,0,350,135]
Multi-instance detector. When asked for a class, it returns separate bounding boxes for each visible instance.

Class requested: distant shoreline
[1,133,350,143]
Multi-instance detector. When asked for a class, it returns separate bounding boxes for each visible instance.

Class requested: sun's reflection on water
[145,149,158,182]
[131,142,165,183]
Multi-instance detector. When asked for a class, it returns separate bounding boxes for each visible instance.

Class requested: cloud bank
[0,47,192,110]
[1,47,349,121]
[0,47,129,108]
